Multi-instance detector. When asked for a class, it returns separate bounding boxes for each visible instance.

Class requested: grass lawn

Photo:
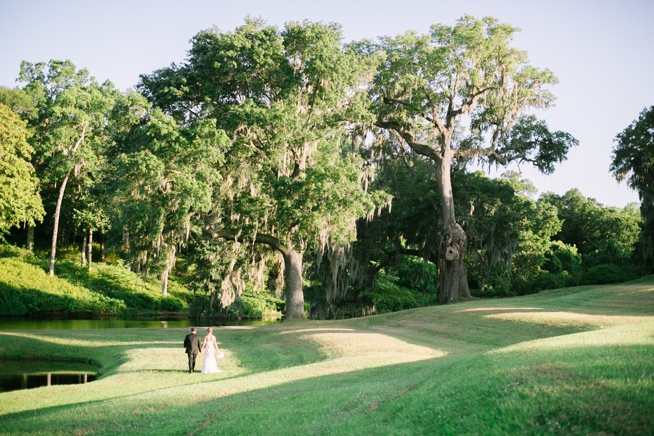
[1,278,653,435]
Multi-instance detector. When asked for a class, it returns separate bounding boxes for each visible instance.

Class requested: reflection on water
[0,361,99,393]
[0,373,97,393]
[0,317,280,331]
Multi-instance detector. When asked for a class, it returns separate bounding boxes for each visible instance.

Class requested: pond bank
[0,316,280,330]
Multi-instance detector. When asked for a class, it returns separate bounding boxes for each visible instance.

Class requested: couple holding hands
[184,327,224,373]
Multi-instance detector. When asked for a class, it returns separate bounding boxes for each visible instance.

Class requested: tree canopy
[611,105,654,272]
[0,103,44,236]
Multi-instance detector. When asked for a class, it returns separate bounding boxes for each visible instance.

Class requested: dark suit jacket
[184,332,202,354]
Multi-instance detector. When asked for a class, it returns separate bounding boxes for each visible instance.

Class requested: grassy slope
[0,279,653,435]
[0,246,190,315]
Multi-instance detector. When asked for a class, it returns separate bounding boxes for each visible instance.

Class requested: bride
[201,327,223,374]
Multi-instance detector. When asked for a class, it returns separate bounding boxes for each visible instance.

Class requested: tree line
[0,16,650,319]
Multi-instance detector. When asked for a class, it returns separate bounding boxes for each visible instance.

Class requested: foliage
[611,105,654,272]
[543,240,582,275]
[0,103,45,237]
[106,91,226,287]
[189,285,284,320]
[361,276,437,314]
[581,263,641,285]
[18,59,118,275]
[51,259,187,313]
[540,189,641,256]
[225,291,284,319]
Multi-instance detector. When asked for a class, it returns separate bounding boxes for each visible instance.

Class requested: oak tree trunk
[283,249,305,320]
[49,174,70,276]
[437,145,471,303]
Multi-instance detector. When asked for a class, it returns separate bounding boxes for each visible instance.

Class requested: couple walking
[184,327,224,373]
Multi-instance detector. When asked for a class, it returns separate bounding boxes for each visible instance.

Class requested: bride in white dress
[201,327,223,374]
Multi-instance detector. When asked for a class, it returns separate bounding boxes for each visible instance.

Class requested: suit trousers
[188,352,198,372]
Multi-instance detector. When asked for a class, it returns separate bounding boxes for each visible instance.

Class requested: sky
[1,0,653,208]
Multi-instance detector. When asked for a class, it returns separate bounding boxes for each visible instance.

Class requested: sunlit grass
[1,277,653,435]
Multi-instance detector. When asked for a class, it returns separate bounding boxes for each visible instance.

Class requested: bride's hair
[207,327,213,333]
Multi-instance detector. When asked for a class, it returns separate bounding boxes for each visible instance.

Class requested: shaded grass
[0,278,653,435]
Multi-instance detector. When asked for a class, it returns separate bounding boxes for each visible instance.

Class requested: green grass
[1,279,653,435]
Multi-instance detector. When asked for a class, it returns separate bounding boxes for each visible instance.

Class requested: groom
[184,327,203,373]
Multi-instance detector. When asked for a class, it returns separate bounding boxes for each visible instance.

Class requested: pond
[0,317,280,331]
[0,361,98,393]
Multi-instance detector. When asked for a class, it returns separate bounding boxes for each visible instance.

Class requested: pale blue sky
[1,0,653,207]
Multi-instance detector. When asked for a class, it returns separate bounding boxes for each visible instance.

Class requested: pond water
[0,361,98,393]
[0,317,280,331]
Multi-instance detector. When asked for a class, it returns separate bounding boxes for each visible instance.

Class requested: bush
[361,279,437,314]
[0,244,192,314]
[0,257,125,316]
[51,259,188,312]
[511,271,564,296]
[227,292,284,319]
[581,264,640,285]
[190,290,284,320]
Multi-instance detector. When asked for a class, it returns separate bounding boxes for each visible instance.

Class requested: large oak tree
[140,19,389,318]
[367,16,577,303]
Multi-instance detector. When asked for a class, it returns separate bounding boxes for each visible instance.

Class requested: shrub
[581,264,640,285]
[0,244,192,314]
[190,291,284,319]
[361,279,437,314]
[0,257,125,316]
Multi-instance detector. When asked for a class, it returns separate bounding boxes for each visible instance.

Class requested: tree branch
[206,228,289,256]
[376,119,442,164]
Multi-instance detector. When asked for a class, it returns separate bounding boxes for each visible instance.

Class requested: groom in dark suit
[184,327,203,373]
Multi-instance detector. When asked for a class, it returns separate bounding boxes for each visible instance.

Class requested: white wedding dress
[201,335,222,374]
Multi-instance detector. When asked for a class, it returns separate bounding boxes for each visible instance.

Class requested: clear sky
[1,0,652,207]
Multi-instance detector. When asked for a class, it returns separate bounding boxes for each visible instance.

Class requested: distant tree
[0,86,38,121]
[18,60,117,276]
[0,103,45,238]
[540,189,599,255]
[366,16,578,303]
[540,189,641,272]
[611,105,654,272]
[0,87,40,248]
